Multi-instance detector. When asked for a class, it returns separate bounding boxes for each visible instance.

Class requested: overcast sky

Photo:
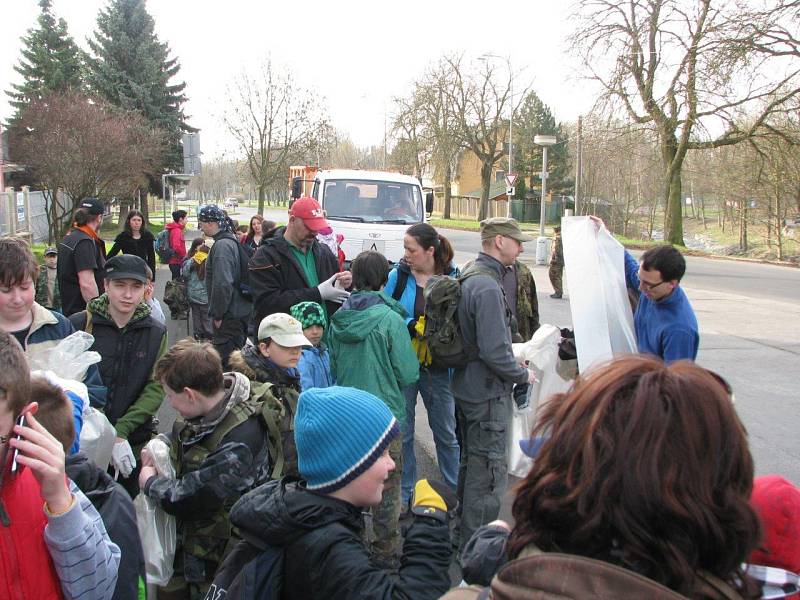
[2,0,596,160]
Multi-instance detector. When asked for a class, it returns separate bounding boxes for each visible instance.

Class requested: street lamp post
[534,134,557,264]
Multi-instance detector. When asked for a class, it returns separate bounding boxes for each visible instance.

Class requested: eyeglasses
[639,279,667,291]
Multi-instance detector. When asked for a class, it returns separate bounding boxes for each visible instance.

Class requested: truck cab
[307,169,426,264]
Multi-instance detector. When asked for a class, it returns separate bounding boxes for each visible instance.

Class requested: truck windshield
[321,180,423,224]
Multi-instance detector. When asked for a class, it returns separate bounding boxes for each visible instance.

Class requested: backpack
[250,381,299,480]
[154,228,175,264]
[164,278,189,318]
[421,265,501,369]
[204,539,283,600]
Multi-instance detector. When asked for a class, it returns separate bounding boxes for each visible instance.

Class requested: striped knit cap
[295,386,399,493]
[290,301,327,330]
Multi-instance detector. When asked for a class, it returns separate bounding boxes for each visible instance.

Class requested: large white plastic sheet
[509,325,574,477]
[561,216,637,371]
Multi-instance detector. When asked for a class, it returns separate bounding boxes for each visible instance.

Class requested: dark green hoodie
[328,291,419,423]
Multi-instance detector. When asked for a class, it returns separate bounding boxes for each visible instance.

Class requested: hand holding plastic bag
[27,331,101,382]
[133,438,176,586]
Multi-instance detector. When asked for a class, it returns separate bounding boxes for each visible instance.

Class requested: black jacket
[69,297,167,444]
[107,230,156,278]
[219,478,452,600]
[248,228,339,327]
[66,453,146,600]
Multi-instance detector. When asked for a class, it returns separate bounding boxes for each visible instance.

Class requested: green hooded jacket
[328,291,419,423]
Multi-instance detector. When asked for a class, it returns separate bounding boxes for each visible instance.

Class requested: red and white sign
[505,173,518,188]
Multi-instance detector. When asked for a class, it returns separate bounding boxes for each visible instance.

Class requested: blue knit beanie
[295,386,399,493]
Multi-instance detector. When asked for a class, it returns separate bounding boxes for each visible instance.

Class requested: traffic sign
[506,186,515,196]
[505,173,518,189]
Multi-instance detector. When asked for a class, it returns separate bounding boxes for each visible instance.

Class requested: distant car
[224,198,238,209]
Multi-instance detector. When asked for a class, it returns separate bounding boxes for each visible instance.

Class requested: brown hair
[507,355,760,596]
[187,238,208,280]
[0,332,30,417]
[246,214,264,241]
[155,338,224,396]
[0,236,38,288]
[73,208,100,227]
[351,250,389,291]
[29,376,75,453]
[405,223,454,275]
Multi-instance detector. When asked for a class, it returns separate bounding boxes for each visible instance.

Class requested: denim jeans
[401,366,461,504]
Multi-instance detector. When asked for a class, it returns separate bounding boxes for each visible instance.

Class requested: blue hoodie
[297,345,335,391]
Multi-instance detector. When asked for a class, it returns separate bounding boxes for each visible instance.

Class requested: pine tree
[86,0,192,174]
[6,0,83,125]
[514,92,572,195]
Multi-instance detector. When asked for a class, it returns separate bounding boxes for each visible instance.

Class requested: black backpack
[204,540,283,600]
[421,265,499,369]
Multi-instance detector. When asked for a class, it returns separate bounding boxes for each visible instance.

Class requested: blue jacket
[624,251,699,363]
[24,302,107,408]
[384,260,459,325]
[296,345,335,391]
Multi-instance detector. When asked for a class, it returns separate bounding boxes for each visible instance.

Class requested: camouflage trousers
[548,262,564,295]
[370,435,403,567]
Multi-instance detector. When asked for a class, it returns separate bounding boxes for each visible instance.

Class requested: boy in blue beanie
[290,301,334,390]
[213,386,455,600]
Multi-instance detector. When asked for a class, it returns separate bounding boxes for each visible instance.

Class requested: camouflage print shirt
[515,260,540,342]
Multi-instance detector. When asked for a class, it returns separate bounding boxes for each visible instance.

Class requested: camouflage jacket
[143,372,269,580]
[550,234,564,266]
[515,260,540,342]
[35,266,61,311]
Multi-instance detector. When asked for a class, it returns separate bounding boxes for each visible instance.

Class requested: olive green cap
[479,217,535,242]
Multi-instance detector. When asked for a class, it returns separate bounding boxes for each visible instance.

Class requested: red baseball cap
[289,197,329,232]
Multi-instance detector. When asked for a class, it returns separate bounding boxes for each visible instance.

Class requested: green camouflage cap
[480,217,535,242]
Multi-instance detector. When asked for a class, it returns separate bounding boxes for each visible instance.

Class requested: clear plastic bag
[561,217,637,371]
[79,408,116,471]
[509,325,574,477]
[27,331,101,382]
[133,438,176,586]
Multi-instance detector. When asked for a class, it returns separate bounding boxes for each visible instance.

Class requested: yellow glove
[414,316,426,337]
[412,479,458,522]
[411,336,432,367]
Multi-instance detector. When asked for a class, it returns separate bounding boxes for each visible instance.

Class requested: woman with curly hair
[445,355,769,599]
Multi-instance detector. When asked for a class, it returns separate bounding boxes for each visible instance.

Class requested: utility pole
[574,115,582,215]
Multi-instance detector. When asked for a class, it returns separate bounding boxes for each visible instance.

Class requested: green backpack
[422,264,516,369]
[249,381,299,480]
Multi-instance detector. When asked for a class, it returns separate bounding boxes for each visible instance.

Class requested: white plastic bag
[561,216,637,371]
[79,407,116,471]
[509,325,574,477]
[134,438,176,586]
[27,331,102,383]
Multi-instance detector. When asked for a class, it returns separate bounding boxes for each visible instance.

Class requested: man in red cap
[249,197,352,329]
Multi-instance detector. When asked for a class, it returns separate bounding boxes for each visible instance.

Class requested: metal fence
[1,188,51,243]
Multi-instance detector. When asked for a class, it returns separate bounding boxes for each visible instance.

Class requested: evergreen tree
[6,0,83,125]
[86,0,192,175]
[513,92,572,195]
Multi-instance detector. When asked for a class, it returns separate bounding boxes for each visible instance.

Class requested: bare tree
[223,60,329,212]
[390,91,427,180]
[12,90,165,241]
[445,54,520,221]
[571,0,800,245]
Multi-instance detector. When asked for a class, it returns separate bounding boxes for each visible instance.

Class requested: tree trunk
[443,163,452,219]
[119,199,132,227]
[661,139,685,246]
[478,160,493,222]
[257,184,266,214]
[739,203,748,251]
[140,189,150,225]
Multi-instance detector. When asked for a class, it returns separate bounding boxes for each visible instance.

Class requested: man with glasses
[624,245,699,363]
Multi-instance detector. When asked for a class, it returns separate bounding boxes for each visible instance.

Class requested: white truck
[291,168,429,264]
